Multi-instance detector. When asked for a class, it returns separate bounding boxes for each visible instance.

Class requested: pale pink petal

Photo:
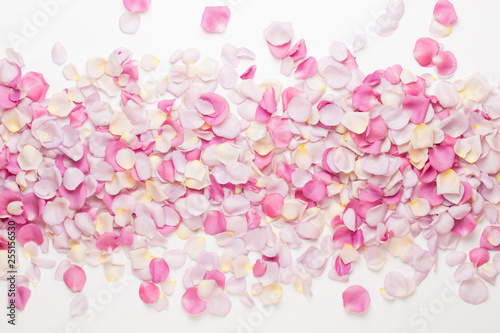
[342,285,370,313]
[458,277,488,305]
[119,12,141,34]
[206,291,232,316]
[51,42,67,65]
[201,6,230,33]
[445,251,467,267]
[386,0,405,20]
[70,294,89,317]
[64,266,86,292]
[383,271,414,298]
[375,14,399,37]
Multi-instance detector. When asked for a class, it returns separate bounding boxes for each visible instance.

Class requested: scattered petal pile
[1,0,500,318]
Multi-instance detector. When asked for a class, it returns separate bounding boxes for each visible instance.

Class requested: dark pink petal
[302,179,327,202]
[286,39,307,62]
[469,247,489,267]
[123,0,151,13]
[13,286,31,311]
[201,6,230,33]
[261,193,284,218]
[413,38,440,67]
[64,266,86,293]
[17,224,44,246]
[433,0,458,25]
[433,50,457,77]
[294,57,318,80]
[199,92,229,126]
[342,285,370,313]
[150,258,170,283]
[95,232,118,252]
[181,287,207,314]
[352,84,378,111]
[428,145,455,172]
[139,282,160,304]
[20,72,49,102]
[204,210,227,235]
[0,86,17,108]
[240,65,256,80]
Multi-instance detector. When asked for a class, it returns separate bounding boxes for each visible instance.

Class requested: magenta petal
[63,266,86,293]
[123,0,151,13]
[413,37,440,67]
[17,224,44,246]
[204,210,227,235]
[433,0,458,25]
[181,287,207,314]
[0,85,17,108]
[139,282,160,304]
[201,6,230,33]
[261,193,284,218]
[342,285,370,313]
[149,258,170,283]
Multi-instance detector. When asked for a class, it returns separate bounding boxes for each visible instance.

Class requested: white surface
[1,0,500,332]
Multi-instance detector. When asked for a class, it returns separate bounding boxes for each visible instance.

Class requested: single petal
[119,12,141,34]
[139,282,160,304]
[201,6,230,33]
[342,285,370,313]
[70,294,89,317]
[413,38,440,67]
[64,266,86,292]
[433,0,458,25]
[458,277,488,305]
[51,42,67,65]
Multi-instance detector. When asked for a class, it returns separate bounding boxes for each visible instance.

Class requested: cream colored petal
[341,112,369,134]
[18,144,43,171]
[48,91,75,117]
[409,198,430,217]
[411,124,434,149]
[436,169,460,195]
[116,148,136,170]
[294,145,313,169]
[339,243,360,264]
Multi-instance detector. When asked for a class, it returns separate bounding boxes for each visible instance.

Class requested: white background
[1,0,500,332]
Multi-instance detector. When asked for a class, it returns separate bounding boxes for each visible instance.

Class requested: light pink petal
[433,50,457,77]
[51,42,67,65]
[64,266,86,293]
[433,0,458,25]
[342,285,370,313]
[70,294,89,317]
[119,12,141,34]
[201,6,230,33]
[219,66,238,89]
[413,37,440,67]
[123,0,151,13]
[458,277,488,305]
[386,0,405,20]
[384,271,414,298]
[182,287,207,314]
[445,251,467,267]
[204,210,227,235]
[287,95,312,122]
[139,282,160,304]
[206,291,232,316]
[375,14,399,37]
